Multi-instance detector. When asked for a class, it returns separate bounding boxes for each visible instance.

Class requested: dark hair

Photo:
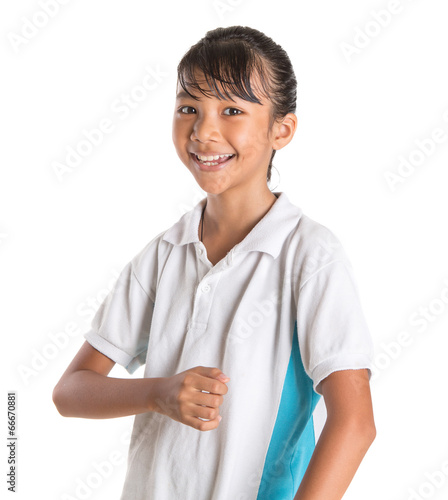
[176,26,297,185]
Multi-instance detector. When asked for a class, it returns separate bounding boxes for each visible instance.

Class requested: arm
[52,341,229,430]
[52,341,163,419]
[294,368,376,500]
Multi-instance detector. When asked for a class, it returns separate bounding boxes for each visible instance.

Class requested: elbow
[52,384,68,417]
[366,419,377,446]
[352,416,376,450]
[327,414,376,451]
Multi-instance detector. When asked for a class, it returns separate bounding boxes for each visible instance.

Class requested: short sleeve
[296,258,374,395]
[83,260,154,374]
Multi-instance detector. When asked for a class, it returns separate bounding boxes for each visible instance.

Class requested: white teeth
[195,153,234,162]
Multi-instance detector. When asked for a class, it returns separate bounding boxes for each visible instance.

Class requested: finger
[193,366,230,383]
[193,391,223,408]
[192,404,220,421]
[183,414,221,432]
[193,376,229,396]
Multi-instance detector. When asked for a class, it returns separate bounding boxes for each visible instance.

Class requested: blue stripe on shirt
[256,320,322,499]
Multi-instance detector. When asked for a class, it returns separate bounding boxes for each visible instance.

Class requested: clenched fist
[153,366,230,431]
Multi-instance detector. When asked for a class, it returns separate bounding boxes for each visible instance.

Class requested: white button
[201,283,211,293]
[197,247,203,255]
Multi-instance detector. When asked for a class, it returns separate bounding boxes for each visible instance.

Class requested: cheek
[230,120,272,156]
[172,118,183,137]
[172,120,190,150]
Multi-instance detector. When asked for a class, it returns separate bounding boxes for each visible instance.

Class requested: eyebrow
[176,90,198,100]
[176,90,206,100]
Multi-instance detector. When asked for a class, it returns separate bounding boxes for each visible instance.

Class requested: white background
[2,1,448,499]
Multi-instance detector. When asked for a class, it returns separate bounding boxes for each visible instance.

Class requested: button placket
[190,244,234,329]
[189,270,224,328]
[196,242,214,269]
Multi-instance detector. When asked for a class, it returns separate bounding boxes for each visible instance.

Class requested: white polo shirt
[84,191,374,500]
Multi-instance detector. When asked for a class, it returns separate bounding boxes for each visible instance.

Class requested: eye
[223,108,242,116]
[179,106,196,114]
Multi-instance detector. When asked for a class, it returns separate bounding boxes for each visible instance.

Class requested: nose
[191,113,220,143]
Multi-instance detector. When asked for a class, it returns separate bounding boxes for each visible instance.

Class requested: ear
[271,113,298,151]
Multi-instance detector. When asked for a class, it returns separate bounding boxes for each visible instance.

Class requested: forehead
[176,68,269,105]
[175,86,241,103]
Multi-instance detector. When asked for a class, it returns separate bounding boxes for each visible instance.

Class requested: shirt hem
[311,353,373,395]
[83,330,144,375]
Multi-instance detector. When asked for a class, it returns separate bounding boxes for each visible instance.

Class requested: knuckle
[177,401,185,415]
[198,420,208,432]
[211,382,221,394]
[176,389,186,403]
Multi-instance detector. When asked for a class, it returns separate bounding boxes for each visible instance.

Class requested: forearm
[53,370,164,419]
[293,418,376,500]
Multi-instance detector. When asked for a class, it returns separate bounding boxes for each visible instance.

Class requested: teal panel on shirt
[256,321,321,499]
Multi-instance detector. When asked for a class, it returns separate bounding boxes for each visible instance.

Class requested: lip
[190,152,235,172]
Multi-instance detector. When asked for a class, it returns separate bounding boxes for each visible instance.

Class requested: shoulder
[130,228,169,270]
[122,229,171,301]
[289,212,351,289]
[126,201,200,296]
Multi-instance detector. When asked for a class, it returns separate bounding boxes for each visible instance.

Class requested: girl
[53,26,376,500]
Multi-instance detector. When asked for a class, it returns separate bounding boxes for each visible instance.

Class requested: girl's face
[172,70,281,195]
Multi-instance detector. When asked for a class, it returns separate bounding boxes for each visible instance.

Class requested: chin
[193,176,231,195]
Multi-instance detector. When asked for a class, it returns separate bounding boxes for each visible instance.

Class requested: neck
[201,186,278,240]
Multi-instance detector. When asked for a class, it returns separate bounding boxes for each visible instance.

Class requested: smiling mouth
[192,153,235,166]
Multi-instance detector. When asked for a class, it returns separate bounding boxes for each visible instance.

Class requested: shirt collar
[162,191,303,259]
